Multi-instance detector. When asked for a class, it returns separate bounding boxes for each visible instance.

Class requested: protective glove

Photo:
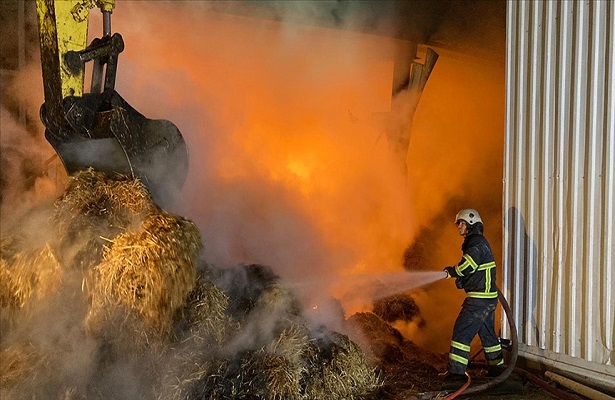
[443,266,456,279]
[455,278,464,289]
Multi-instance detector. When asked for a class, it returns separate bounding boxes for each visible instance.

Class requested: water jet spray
[285,270,448,323]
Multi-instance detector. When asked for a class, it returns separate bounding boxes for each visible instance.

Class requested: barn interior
[0,1,522,399]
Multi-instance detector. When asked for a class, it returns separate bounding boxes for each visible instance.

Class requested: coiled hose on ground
[406,286,518,400]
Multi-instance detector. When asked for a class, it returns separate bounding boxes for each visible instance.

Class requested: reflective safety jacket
[452,233,497,299]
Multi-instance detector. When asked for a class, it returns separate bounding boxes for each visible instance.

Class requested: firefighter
[441,208,504,383]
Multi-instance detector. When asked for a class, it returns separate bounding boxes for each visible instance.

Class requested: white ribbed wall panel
[504,0,615,392]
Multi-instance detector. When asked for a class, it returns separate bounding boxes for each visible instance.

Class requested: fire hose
[405,286,518,400]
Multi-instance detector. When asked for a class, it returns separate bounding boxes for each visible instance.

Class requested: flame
[99,3,504,335]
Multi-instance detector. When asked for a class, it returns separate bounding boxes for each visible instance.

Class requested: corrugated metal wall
[504,0,615,391]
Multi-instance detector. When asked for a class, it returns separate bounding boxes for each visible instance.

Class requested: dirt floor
[377,367,582,400]
[346,312,586,400]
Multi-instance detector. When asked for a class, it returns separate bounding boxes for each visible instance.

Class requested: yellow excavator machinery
[35,0,188,205]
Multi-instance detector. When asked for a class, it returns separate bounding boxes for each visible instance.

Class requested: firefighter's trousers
[448,297,503,375]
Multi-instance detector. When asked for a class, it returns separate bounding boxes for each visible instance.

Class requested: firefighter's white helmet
[455,209,482,225]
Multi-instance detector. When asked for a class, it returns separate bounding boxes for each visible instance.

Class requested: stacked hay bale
[0,342,42,389]
[0,235,60,393]
[2,170,384,399]
[373,293,423,326]
[163,318,382,400]
[303,330,383,400]
[157,264,382,400]
[2,169,204,396]
[0,236,61,313]
[175,273,238,345]
[154,271,241,400]
[177,323,311,400]
[157,265,308,400]
[259,323,311,399]
[86,211,201,339]
[63,172,205,347]
[53,168,157,230]
[346,312,405,364]
[52,168,158,273]
[346,311,446,396]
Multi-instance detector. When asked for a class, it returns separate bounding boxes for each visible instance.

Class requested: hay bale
[185,358,233,400]
[224,324,310,400]
[176,274,238,345]
[243,350,300,400]
[218,264,281,318]
[154,341,214,400]
[345,312,404,364]
[262,324,311,400]
[253,283,303,320]
[0,340,93,399]
[53,168,157,245]
[54,168,156,225]
[267,323,310,365]
[198,349,294,400]
[303,330,383,400]
[373,293,421,323]
[52,169,160,277]
[215,264,304,347]
[0,343,41,388]
[161,355,248,400]
[157,274,238,400]
[210,323,313,400]
[190,347,303,400]
[160,323,311,400]
[346,312,447,395]
[0,239,61,310]
[87,211,202,341]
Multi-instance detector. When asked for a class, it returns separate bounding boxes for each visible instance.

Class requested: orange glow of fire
[105,3,504,344]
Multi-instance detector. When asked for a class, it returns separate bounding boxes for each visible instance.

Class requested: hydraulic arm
[35,0,188,206]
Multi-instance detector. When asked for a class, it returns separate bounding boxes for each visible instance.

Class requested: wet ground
[346,313,586,400]
[384,370,581,400]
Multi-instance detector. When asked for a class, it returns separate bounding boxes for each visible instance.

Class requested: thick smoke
[1,1,505,391]
[0,60,59,225]
[400,48,505,352]
[98,3,504,345]
[100,2,414,300]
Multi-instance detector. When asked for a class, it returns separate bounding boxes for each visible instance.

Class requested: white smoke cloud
[0,1,505,388]
[0,106,58,227]
[104,2,413,285]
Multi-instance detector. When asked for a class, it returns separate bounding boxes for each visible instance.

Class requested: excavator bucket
[35,0,189,206]
[42,90,188,206]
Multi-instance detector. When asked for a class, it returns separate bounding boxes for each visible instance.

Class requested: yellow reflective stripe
[449,353,468,365]
[451,341,471,352]
[488,358,504,366]
[477,262,496,271]
[467,291,498,299]
[456,255,478,276]
[484,344,502,353]
[485,269,492,293]
[455,262,466,276]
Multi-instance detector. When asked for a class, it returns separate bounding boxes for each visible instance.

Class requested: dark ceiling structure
[205,0,506,59]
[0,0,506,73]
